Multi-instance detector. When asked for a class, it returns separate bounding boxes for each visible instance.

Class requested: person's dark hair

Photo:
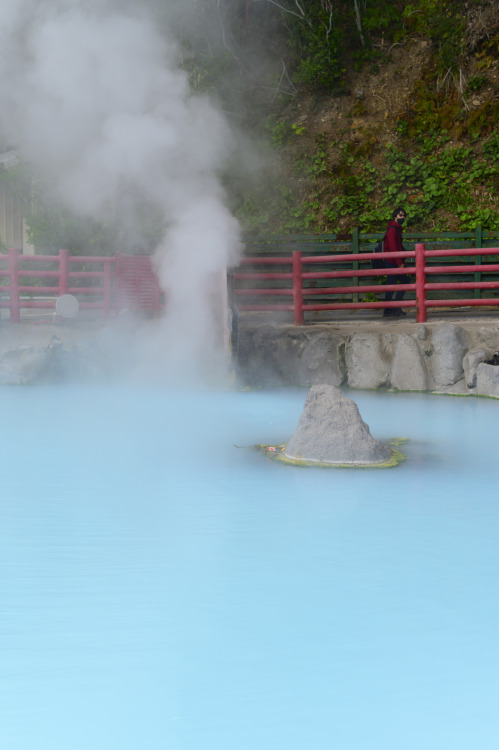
[392,207,406,219]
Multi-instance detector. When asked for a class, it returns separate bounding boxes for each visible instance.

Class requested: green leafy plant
[291,122,306,136]
[467,73,487,92]
[265,117,292,147]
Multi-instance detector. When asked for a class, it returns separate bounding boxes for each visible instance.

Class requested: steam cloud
[0,0,242,383]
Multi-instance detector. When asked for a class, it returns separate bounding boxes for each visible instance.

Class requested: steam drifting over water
[0,0,242,383]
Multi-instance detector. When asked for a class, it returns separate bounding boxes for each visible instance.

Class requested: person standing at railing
[383,207,410,318]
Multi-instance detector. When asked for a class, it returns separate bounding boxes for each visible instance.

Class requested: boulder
[0,346,52,385]
[237,324,304,385]
[476,362,499,398]
[463,347,492,388]
[296,332,345,386]
[237,325,347,387]
[430,324,469,387]
[390,333,428,391]
[283,384,392,465]
[345,333,390,389]
[476,326,499,349]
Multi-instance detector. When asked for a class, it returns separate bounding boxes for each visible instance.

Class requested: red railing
[4,244,499,325]
[234,244,499,324]
[0,249,164,322]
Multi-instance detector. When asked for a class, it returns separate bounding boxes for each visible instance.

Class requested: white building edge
[0,150,34,255]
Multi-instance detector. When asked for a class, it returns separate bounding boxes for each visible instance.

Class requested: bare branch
[251,0,306,22]
[294,0,306,17]
[320,0,334,42]
[353,0,365,46]
[371,91,388,105]
[272,59,298,101]
[436,67,453,93]
[388,40,406,53]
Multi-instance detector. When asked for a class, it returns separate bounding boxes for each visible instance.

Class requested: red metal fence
[233,244,499,324]
[4,243,499,325]
[0,249,164,322]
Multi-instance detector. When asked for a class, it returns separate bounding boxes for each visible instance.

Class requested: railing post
[8,248,20,323]
[114,252,121,314]
[103,259,112,318]
[475,224,483,248]
[292,250,304,325]
[153,273,161,317]
[59,248,69,296]
[351,226,359,303]
[415,243,426,323]
[475,224,482,299]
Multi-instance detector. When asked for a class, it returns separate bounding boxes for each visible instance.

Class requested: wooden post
[415,243,426,323]
[8,248,20,323]
[292,251,304,325]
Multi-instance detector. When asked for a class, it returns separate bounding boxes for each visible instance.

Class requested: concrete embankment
[3,310,499,397]
[236,310,499,398]
[0,318,131,384]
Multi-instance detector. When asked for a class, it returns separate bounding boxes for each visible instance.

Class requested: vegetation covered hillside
[4,0,498,253]
[211,0,499,235]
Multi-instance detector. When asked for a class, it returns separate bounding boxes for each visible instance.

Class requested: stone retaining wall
[237,318,499,397]
[3,317,499,396]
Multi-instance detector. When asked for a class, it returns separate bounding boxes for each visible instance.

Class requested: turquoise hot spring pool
[1,384,498,749]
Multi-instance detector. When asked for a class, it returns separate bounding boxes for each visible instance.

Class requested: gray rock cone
[283,384,392,465]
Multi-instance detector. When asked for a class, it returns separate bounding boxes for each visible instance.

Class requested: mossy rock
[253,439,407,469]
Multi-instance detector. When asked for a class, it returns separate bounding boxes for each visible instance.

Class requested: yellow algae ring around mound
[253,439,407,469]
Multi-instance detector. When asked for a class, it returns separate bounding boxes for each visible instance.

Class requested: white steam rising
[0,0,242,383]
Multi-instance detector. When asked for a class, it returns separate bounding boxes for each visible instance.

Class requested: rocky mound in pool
[282,385,394,466]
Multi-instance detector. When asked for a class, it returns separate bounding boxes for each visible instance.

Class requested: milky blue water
[1,384,499,749]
